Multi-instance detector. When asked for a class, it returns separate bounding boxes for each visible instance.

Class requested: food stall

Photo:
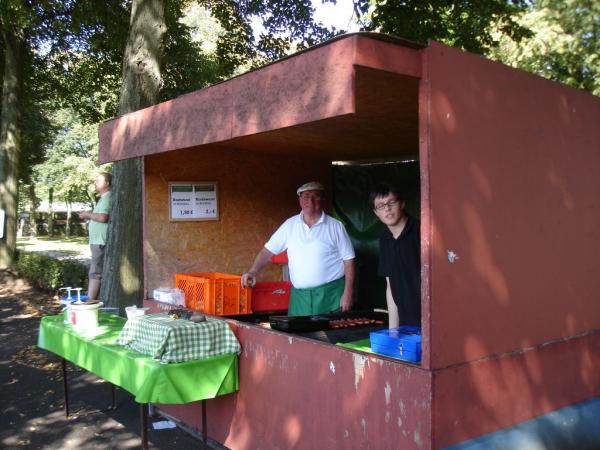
[98,33,600,449]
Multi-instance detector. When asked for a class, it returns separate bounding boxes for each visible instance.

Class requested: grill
[269,310,387,334]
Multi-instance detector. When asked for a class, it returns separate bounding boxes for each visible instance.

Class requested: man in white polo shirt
[242,181,355,315]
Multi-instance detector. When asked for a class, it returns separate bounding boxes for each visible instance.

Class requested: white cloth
[264,212,355,289]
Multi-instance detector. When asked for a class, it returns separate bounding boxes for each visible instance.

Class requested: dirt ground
[0,270,224,449]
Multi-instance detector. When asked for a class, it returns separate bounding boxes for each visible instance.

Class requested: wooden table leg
[140,403,148,450]
[61,358,69,418]
[202,400,207,448]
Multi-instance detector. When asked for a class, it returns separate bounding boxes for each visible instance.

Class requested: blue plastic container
[60,294,90,308]
[369,326,422,363]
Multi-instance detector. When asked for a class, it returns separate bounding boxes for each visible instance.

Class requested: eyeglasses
[374,199,399,211]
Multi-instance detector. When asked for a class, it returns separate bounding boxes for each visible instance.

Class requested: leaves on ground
[12,345,61,371]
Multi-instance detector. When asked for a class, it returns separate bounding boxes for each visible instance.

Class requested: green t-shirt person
[89,191,111,245]
[79,172,112,300]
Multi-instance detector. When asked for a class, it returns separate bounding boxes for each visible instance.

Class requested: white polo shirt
[264,212,355,289]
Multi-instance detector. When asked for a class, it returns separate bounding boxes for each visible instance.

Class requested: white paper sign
[170,182,218,221]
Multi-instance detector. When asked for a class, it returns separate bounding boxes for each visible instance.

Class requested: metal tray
[269,315,330,332]
[269,310,387,333]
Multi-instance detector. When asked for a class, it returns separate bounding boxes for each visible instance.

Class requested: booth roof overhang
[98,33,425,164]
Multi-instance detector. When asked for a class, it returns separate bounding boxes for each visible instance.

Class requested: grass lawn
[17,236,90,261]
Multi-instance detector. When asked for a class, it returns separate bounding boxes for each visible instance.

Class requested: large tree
[99,0,166,308]
[0,1,28,269]
[491,0,600,95]
[354,0,532,54]
[0,34,24,268]
[1,0,71,267]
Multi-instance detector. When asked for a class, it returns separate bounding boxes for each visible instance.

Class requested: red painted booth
[99,33,600,449]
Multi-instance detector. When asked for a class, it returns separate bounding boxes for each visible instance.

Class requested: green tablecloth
[38,314,239,404]
[117,313,241,363]
[337,338,373,353]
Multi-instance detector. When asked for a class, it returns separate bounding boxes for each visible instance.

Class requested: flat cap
[297,181,325,196]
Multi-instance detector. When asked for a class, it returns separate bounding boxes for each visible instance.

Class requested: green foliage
[33,109,105,208]
[18,93,54,186]
[40,0,130,123]
[491,0,600,95]
[355,0,532,54]
[208,0,335,70]
[1,1,71,187]
[161,1,229,101]
[16,251,88,292]
[36,0,330,122]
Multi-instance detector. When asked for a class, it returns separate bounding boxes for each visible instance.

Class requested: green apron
[288,277,345,316]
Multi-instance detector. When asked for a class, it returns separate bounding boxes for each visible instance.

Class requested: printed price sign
[169,182,218,221]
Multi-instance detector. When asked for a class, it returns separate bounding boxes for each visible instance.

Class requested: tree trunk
[65,197,72,237]
[0,31,24,269]
[48,187,54,236]
[100,0,165,308]
[28,183,37,238]
[17,216,24,238]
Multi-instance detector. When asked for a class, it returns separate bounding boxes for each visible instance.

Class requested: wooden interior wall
[143,145,332,296]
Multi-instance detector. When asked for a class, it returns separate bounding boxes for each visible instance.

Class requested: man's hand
[241,248,274,288]
[241,272,256,288]
[339,290,353,312]
[78,211,108,223]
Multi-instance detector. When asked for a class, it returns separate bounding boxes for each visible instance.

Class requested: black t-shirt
[378,216,421,326]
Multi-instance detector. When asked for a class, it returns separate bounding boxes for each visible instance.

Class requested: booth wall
[143,146,332,296]
[425,41,600,367]
[432,331,600,449]
[153,316,432,450]
[422,42,600,447]
[99,37,356,164]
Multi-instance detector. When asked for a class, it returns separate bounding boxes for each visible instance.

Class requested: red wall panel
[432,332,600,448]
[152,315,432,450]
[425,41,600,369]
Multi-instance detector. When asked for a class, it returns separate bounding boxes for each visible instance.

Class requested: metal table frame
[60,356,209,449]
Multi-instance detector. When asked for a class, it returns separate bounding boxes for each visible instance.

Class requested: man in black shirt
[370,184,421,328]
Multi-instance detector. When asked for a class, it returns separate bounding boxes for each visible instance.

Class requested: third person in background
[78,172,112,300]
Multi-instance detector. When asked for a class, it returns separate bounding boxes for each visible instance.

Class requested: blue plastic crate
[370,326,422,363]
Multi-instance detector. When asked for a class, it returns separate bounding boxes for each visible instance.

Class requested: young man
[78,172,112,300]
[370,183,421,328]
[242,181,355,315]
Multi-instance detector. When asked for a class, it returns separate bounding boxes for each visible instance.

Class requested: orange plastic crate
[174,272,252,315]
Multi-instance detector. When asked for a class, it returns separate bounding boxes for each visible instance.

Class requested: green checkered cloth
[117,313,240,363]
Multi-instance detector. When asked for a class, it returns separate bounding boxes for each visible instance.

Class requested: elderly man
[242,181,355,315]
[78,172,112,300]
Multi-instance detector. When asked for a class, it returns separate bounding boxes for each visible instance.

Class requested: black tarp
[332,161,420,309]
